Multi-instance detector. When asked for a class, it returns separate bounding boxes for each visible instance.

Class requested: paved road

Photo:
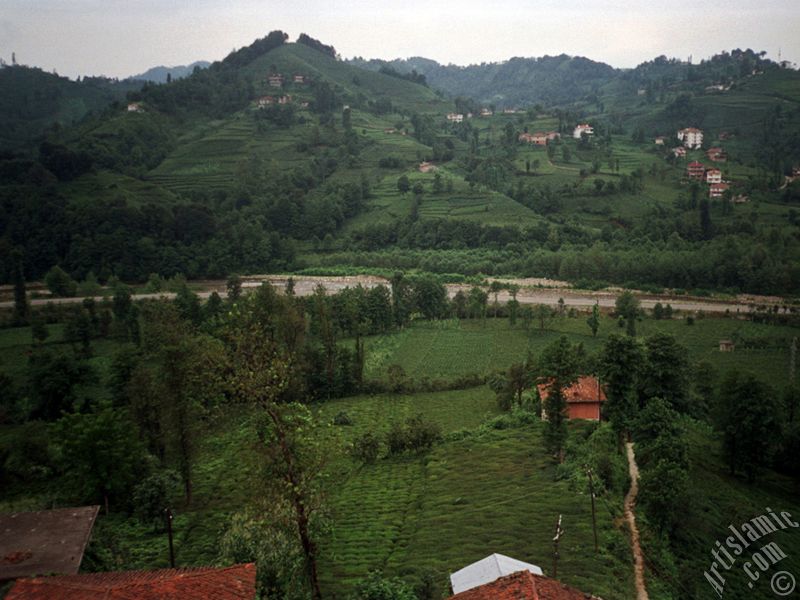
[1,275,786,315]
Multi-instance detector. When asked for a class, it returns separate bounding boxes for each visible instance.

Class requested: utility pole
[586,467,598,553]
[790,336,796,385]
[552,514,564,578]
[165,508,175,568]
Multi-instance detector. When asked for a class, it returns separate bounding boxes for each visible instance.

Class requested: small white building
[573,123,594,139]
[705,168,722,184]
[127,102,144,113]
[446,113,464,123]
[677,127,704,149]
[449,554,543,594]
[480,108,493,117]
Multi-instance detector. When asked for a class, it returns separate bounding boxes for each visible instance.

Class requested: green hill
[0,65,140,152]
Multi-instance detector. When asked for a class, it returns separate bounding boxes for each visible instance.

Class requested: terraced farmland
[315,391,634,599]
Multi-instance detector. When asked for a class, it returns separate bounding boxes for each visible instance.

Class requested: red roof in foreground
[537,375,607,404]
[449,570,598,600]
[6,563,256,600]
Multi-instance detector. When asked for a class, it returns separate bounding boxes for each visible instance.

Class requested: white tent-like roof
[449,553,544,594]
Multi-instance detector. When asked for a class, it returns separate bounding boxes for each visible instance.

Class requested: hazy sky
[1,0,798,79]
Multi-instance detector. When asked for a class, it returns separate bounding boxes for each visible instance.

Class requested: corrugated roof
[537,376,607,405]
[6,563,257,599]
[450,554,543,594]
[449,570,599,600]
[0,506,99,581]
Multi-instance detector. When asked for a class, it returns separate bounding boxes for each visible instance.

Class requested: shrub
[386,422,409,456]
[405,415,442,452]
[352,432,380,464]
[333,411,353,426]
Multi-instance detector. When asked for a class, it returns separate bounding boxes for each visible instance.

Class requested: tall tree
[719,372,781,482]
[639,333,690,414]
[11,249,28,325]
[538,336,580,462]
[599,334,644,440]
[228,301,328,600]
[586,302,600,337]
[615,291,639,337]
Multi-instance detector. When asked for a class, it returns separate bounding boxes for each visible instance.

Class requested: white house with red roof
[677,127,704,149]
[705,168,722,184]
[573,123,594,139]
[709,182,730,198]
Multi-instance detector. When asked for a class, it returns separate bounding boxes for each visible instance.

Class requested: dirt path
[624,442,649,600]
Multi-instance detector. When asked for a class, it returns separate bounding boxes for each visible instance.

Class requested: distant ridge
[128,61,210,83]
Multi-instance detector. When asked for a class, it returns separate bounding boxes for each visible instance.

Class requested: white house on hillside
[449,554,543,594]
[447,113,464,123]
[677,127,704,149]
[573,123,593,139]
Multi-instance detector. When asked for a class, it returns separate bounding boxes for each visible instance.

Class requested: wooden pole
[552,514,564,578]
[165,508,175,568]
[586,467,598,553]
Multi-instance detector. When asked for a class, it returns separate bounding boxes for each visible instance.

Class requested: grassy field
[361,316,799,389]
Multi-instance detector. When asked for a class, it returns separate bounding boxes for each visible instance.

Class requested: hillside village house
[545,131,561,141]
[709,182,730,198]
[519,132,548,145]
[292,74,306,84]
[480,108,493,117]
[686,161,706,180]
[127,102,144,113]
[537,375,607,421]
[673,146,687,158]
[654,136,665,145]
[573,123,594,139]
[719,339,736,352]
[450,554,543,594]
[277,95,292,105]
[705,168,722,184]
[677,127,704,149]
[256,96,274,107]
[707,147,728,162]
[268,74,284,87]
[447,113,464,123]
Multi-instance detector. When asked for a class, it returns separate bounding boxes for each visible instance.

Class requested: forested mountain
[1,35,799,296]
[127,61,211,84]
[348,54,618,107]
[0,65,140,151]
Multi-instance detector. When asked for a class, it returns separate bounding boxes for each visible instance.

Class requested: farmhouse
[450,554,543,594]
[719,339,735,352]
[673,146,687,158]
[448,569,597,600]
[654,136,665,145]
[447,113,464,123]
[292,74,306,84]
[705,168,722,184]
[573,123,594,139]
[480,108,493,117]
[686,161,706,180]
[537,375,607,421]
[256,96,274,107]
[5,564,257,599]
[706,147,728,162]
[503,108,518,114]
[268,74,284,87]
[127,102,144,113]
[277,95,292,105]
[709,182,730,198]
[545,131,561,141]
[519,132,547,145]
[419,161,436,173]
[677,127,704,149]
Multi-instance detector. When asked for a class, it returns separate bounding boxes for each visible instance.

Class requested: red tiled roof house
[449,570,600,600]
[537,376,607,421]
[686,161,705,180]
[6,564,257,600]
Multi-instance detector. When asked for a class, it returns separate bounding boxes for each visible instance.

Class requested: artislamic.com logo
[704,507,798,597]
